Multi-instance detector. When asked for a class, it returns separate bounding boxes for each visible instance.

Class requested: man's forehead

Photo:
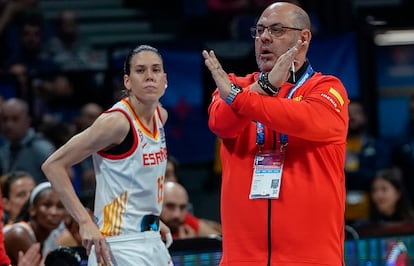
[165,200,187,206]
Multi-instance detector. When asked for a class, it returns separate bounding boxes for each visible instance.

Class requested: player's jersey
[92,98,167,236]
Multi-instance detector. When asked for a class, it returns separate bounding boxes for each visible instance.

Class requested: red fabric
[208,72,349,266]
[185,213,200,233]
[0,191,11,265]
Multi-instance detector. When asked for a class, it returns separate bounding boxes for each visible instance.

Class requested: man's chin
[258,61,273,73]
[168,223,181,234]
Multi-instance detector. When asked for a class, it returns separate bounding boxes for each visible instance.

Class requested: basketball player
[42,45,173,266]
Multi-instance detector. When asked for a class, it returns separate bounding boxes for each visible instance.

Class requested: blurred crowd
[1,0,414,265]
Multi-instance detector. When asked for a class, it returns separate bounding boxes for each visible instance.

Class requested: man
[0,98,55,183]
[161,181,221,239]
[202,2,349,266]
[346,100,390,192]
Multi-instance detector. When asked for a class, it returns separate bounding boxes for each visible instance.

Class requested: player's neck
[129,96,157,127]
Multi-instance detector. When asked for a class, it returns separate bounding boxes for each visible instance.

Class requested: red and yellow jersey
[208,71,349,266]
[92,99,167,237]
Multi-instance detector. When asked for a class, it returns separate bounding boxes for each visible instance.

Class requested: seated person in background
[0,98,55,183]
[345,100,391,191]
[165,155,179,182]
[3,182,66,265]
[354,168,414,236]
[1,171,35,226]
[45,9,102,71]
[55,207,94,247]
[345,100,391,223]
[161,181,221,239]
[70,102,103,198]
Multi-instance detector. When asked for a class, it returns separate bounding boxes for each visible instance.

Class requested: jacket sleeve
[207,75,254,139]
[230,74,349,143]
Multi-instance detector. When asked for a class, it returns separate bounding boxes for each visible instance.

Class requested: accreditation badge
[249,150,285,199]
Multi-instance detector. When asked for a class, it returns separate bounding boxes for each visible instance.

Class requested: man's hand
[268,40,308,87]
[202,50,232,101]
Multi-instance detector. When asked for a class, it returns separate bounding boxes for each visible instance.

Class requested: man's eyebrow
[256,23,283,27]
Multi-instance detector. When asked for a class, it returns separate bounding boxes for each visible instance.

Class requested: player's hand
[160,220,173,248]
[80,221,112,266]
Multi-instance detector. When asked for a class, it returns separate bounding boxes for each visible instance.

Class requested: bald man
[161,181,221,239]
[0,98,55,183]
[203,1,348,265]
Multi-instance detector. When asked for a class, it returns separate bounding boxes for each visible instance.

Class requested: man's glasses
[250,25,302,38]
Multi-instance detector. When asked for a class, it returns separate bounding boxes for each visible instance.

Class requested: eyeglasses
[250,25,302,38]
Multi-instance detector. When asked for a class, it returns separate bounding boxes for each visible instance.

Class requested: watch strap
[225,84,242,104]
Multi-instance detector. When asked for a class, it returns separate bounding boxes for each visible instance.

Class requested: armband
[258,72,280,96]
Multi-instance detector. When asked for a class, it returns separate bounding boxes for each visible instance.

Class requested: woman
[354,168,414,237]
[1,171,36,226]
[3,182,65,265]
[369,168,414,224]
[42,44,172,266]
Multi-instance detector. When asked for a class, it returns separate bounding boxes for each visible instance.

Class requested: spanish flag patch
[328,88,344,106]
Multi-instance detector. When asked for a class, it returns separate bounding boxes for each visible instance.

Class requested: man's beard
[167,218,182,234]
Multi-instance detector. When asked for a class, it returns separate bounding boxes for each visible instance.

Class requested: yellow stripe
[122,99,159,140]
[101,191,128,236]
[329,88,344,106]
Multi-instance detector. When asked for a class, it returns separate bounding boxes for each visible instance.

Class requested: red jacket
[208,71,349,266]
[0,191,11,266]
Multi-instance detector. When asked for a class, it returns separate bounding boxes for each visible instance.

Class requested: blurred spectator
[3,182,66,265]
[4,12,73,122]
[1,11,49,102]
[392,95,414,206]
[73,102,103,133]
[0,98,55,183]
[1,170,35,226]
[165,155,179,183]
[45,9,103,71]
[38,118,74,150]
[0,0,40,65]
[44,246,87,266]
[5,11,56,75]
[0,96,6,148]
[55,207,94,248]
[16,243,41,266]
[369,168,414,224]
[161,181,221,239]
[345,99,392,222]
[0,174,11,266]
[71,102,103,200]
[354,168,414,237]
[346,99,391,190]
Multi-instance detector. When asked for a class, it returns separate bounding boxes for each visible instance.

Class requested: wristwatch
[225,84,242,104]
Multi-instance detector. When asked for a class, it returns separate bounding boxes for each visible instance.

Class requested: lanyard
[256,63,314,149]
